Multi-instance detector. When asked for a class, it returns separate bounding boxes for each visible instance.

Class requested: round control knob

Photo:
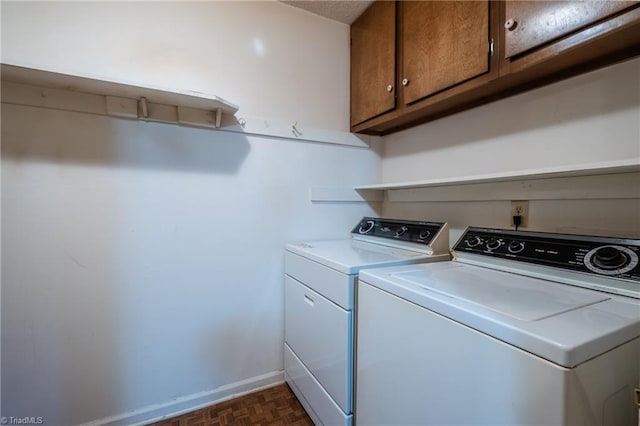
[418,230,431,240]
[486,238,502,251]
[395,226,408,237]
[504,18,517,31]
[358,220,375,234]
[592,246,627,270]
[507,240,525,254]
[465,236,482,248]
[386,84,393,92]
[584,245,638,276]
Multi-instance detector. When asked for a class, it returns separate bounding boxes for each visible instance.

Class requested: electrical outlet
[510,200,529,228]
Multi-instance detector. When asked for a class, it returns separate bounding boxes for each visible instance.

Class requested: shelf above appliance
[355,159,640,202]
[1,63,238,129]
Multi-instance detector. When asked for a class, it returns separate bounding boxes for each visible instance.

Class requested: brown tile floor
[150,383,314,426]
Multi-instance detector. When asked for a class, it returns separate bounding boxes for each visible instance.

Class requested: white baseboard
[79,370,284,426]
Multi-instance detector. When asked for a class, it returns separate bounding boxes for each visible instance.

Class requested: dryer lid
[287,239,446,274]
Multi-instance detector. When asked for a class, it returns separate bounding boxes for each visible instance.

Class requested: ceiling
[280,0,373,24]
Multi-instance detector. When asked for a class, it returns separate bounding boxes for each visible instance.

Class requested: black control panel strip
[454,227,640,282]
[351,217,445,246]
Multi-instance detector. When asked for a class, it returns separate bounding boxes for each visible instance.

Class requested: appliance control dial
[486,238,502,251]
[465,236,483,248]
[507,240,525,254]
[358,220,375,234]
[419,230,431,240]
[396,226,408,237]
[584,245,638,275]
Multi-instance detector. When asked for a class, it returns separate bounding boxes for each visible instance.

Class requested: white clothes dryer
[357,227,640,426]
[284,217,450,426]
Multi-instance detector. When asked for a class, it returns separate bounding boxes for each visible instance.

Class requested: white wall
[381,59,640,241]
[1,0,350,132]
[382,58,640,182]
[1,2,380,425]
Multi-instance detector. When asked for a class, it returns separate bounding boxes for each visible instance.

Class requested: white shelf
[1,63,238,129]
[355,159,640,191]
[1,63,371,147]
[354,159,640,202]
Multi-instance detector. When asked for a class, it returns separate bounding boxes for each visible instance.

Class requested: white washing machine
[357,227,640,426]
[284,217,450,426]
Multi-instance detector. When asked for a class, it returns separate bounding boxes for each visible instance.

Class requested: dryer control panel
[454,227,640,282]
[352,217,445,246]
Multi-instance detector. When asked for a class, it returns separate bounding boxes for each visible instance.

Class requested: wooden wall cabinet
[350,1,396,127]
[503,1,637,58]
[351,1,496,130]
[351,1,640,135]
[499,1,640,79]
[400,1,490,106]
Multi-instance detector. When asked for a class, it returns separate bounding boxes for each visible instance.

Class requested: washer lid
[394,267,609,321]
[286,239,447,274]
[360,262,640,367]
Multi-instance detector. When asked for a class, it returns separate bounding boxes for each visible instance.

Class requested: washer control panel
[352,217,445,245]
[454,227,640,281]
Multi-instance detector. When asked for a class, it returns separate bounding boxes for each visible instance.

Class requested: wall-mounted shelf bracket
[215,108,222,129]
[138,97,149,119]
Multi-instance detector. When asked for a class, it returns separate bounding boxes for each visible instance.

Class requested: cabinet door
[504,1,638,58]
[402,1,489,105]
[350,1,396,127]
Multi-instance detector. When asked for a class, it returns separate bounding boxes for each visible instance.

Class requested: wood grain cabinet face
[504,1,638,58]
[350,1,396,127]
[402,1,490,105]
[350,0,640,135]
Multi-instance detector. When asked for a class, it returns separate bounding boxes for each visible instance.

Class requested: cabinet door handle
[504,18,517,31]
[304,294,314,307]
[386,84,393,92]
[401,78,409,87]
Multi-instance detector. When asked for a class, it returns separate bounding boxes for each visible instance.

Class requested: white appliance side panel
[285,251,354,309]
[357,281,572,426]
[285,276,352,413]
[570,337,639,425]
[285,344,352,426]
